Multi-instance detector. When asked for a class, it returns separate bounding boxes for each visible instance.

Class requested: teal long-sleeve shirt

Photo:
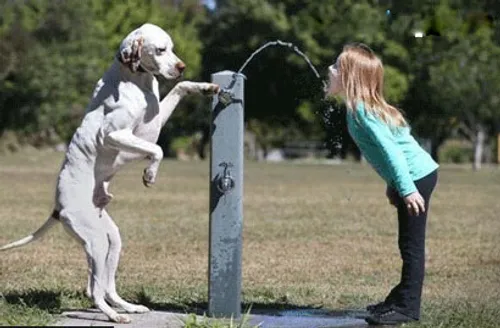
[346,102,439,197]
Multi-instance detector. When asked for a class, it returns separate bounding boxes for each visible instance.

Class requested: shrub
[439,139,473,164]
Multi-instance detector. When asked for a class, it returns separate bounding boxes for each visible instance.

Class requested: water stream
[237,40,328,90]
[224,40,343,155]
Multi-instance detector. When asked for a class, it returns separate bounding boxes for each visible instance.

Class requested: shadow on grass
[3,290,62,312]
[2,288,94,315]
[2,289,367,321]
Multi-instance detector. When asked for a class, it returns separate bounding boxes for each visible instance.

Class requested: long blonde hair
[338,43,407,127]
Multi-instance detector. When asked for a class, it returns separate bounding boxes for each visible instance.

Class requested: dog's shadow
[2,289,368,323]
[2,289,64,312]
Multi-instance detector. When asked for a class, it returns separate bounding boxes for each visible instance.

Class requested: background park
[0,0,499,327]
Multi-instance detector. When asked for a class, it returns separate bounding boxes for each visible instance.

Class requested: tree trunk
[473,125,486,171]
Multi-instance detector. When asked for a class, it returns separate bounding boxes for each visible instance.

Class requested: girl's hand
[403,191,425,216]
[385,186,398,207]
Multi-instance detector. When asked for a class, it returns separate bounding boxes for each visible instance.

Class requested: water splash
[318,101,343,156]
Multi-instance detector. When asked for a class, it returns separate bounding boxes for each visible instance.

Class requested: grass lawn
[1,151,499,327]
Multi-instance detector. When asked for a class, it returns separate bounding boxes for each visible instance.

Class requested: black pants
[385,170,438,319]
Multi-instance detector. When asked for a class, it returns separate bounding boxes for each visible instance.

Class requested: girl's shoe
[366,301,386,313]
[365,307,418,326]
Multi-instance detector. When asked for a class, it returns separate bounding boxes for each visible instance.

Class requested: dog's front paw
[125,304,150,314]
[142,168,156,187]
[110,313,132,324]
[199,83,220,96]
[176,81,220,96]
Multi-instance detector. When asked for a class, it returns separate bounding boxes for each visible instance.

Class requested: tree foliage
[0,0,499,166]
[0,0,205,147]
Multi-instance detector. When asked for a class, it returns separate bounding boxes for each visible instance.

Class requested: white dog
[0,23,219,323]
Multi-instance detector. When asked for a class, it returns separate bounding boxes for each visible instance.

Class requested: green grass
[1,151,499,327]
[183,309,257,328]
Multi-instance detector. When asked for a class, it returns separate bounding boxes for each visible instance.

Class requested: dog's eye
[156,47,167,55]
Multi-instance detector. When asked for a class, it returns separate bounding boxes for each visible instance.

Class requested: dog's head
[119,23,185,79]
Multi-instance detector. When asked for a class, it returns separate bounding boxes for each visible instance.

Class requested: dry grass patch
[1,152,499,327]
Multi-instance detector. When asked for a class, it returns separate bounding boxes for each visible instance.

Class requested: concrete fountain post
[208,71,245,319]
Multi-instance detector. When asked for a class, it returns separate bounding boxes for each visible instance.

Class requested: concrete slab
[249,309,368,328]
[249,314,367,328]
[55,310,186,328]
[56,308,369,328]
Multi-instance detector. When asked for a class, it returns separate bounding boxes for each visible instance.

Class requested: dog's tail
[0,210,60,251]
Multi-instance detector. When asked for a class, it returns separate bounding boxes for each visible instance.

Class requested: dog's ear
[120,36,144,72]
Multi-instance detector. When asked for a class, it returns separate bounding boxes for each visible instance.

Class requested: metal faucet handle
[218,88,234,106]
[219,162,234,168]
[217,161,235,194]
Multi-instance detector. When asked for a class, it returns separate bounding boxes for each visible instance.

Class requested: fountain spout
[218,88,235,107]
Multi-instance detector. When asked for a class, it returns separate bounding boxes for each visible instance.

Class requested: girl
[325,43,439,326]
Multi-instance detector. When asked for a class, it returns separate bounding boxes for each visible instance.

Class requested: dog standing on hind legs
[0,23,220,323]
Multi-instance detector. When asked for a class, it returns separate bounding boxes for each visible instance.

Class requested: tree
[395,0,500,169]
[429,27,500,169]
[385,0,500,166]
[0,0,206,153]
[201,0,411,157]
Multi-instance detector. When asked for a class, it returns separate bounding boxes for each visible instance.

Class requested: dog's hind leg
[85,254,92,299]
[61,210,132,323]
[86,235,132,323]
[101,210,150,314]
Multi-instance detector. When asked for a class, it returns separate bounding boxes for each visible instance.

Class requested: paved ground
[249,314,367,328]
[56,309,368,328]
[56,310,186,328]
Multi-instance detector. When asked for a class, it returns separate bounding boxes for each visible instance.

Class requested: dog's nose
[176,62,186,73]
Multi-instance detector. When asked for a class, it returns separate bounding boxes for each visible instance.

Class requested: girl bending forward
[326,43,439,326]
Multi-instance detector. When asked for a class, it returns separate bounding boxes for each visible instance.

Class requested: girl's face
[326,58,343,96]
